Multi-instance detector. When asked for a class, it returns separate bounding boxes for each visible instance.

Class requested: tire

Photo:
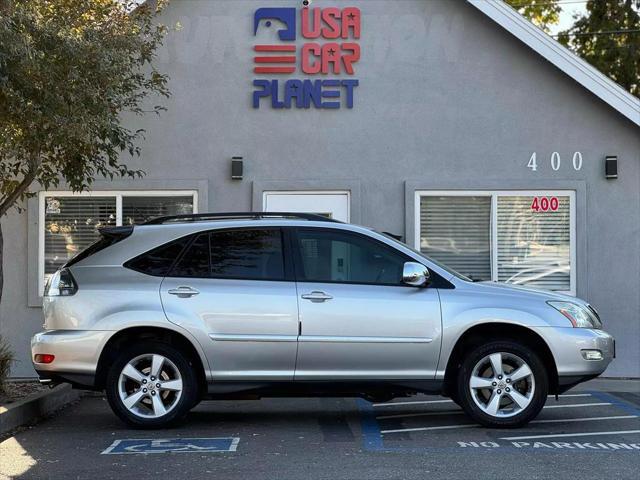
[456,340,548,428]
[105,341,198,428]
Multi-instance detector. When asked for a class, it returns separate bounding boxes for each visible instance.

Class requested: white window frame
[38,190,198,295]
[262,190,351,222]
[415,190,576,295]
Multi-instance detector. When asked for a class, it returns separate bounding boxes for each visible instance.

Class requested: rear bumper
[31,330,113,389]
[532,326,615,378]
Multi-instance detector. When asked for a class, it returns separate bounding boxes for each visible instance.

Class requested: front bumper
[532,326,615,380]
[31,330,113,388]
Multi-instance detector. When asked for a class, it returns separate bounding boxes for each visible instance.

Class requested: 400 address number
[530,196,560,212]
[528,152,583,172]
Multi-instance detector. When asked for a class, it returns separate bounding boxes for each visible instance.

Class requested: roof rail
[142,212,341,225]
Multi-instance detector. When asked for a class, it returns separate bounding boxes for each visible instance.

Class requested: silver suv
[32,213,615,428]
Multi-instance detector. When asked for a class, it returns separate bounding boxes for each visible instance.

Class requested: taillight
[34,354,55,364]
[44,268,78,296]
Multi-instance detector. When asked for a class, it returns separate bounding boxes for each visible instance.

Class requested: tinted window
[125,235,190,276]
[169,228,285,280]
[171,233,209,277]
[295,229,406,285]
[210,229,284,280]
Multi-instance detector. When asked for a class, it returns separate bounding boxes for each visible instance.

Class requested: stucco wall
[1,0,638,377]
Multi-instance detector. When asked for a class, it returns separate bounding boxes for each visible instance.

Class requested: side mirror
[402,262,430,287]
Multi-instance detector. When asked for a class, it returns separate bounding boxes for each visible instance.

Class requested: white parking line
[380,415,637,435]
[377,411,465,420]
[543,402,610,409]
[373,394,591,408]
[531,415,638,425]
[549,394,592,398]
[501,430,640,441]
[382,424,477,434]
[377,402,612,420]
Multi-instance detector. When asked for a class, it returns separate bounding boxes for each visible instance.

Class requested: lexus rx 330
[32,213,615,428]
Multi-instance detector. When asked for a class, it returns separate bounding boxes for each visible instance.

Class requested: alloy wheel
[468,352,535,418]
[117,353,183,419]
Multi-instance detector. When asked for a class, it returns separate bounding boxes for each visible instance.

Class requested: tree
[505,0,562,32]
[0,0,170,303]
[558,0,640,98]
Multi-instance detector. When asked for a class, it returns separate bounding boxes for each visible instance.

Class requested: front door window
[295,229,406,286]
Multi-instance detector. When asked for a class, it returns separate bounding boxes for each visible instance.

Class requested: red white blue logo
[252,6,361,109]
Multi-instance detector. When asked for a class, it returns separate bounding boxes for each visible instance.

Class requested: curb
[0,384,81,437]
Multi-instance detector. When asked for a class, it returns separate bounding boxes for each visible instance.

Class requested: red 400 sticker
[531,196,559,212]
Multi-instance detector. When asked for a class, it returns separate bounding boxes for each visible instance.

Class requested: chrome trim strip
[209,333,298,342]
[209,334,432,344]
[299,336,433,344]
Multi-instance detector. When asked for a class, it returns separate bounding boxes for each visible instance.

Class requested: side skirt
[204,379,444,401]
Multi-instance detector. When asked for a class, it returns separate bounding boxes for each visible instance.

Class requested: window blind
[122,196,194,225]
[43,194,195,291]
[496,196,570,291]
[44,197,116,276]
[419,196,491,281]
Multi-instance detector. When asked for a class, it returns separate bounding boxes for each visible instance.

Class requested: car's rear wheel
[105,342,197,428]
[456,340,548,428]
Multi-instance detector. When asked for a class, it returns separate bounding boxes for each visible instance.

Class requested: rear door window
[169,228,285,280]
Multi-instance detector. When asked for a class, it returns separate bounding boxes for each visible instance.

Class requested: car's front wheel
[456,340,548,428]
[105,342,198,428]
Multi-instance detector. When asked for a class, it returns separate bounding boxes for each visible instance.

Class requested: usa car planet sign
[252,5,361,109]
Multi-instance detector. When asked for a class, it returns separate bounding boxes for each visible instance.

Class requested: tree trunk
[0,221,3,306]
[0,166,39,306]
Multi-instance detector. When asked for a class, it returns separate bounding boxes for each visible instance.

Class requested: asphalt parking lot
[1,379,639,480]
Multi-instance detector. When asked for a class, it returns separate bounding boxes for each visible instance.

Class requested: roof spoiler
[98,225,134,240]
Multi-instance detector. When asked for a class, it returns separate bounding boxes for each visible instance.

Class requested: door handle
[168,286,200,298]
[301,291,333,302]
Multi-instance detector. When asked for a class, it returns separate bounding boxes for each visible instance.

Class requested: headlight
[547,301,602,329]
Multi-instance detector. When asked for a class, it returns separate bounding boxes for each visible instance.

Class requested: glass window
[40,191,196,293]
[170,234,210,278]
[419,196,491,282]
[296,229,406,285]
[44,197,116,278]
[169,229,285,280]
[497,195,570,291]
[126,236,191,276]
[209,229,284,280]
[418,192,574,293]
[122,196,193,225]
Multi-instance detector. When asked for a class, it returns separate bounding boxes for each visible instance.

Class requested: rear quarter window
[124,236,191,276]
[65,226,133,268]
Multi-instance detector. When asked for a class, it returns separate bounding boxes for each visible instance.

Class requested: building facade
[1,0,639,378]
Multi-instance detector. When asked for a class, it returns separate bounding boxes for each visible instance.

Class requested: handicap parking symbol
[102,437,240,455]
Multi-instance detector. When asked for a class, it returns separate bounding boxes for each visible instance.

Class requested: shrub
[0,335,14,395]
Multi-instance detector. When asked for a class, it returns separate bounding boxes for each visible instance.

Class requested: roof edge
[467,0,640,128]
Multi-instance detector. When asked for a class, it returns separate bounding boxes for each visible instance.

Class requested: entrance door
[263,191,350,222]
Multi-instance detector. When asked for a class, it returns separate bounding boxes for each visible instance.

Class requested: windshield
[377,231,471,282]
